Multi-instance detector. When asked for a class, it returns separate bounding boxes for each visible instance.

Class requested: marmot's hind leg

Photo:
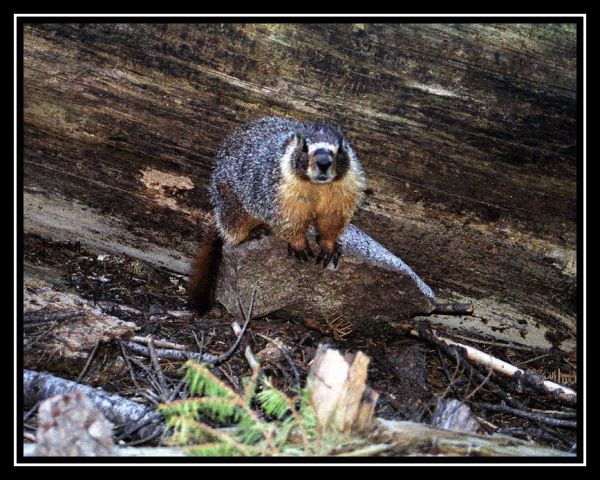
[214,181,264,245]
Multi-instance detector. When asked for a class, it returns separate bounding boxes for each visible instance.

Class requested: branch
[478,402,577,429]
[23,369,164,442]
[397,324,576,405]
[124,342,218,363]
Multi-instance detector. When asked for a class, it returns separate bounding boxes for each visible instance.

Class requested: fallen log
[23,370,164,442]
[23,23,576,352]
[372,419,574,457]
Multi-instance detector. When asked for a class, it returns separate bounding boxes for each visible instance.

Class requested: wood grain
[23,23,577,351]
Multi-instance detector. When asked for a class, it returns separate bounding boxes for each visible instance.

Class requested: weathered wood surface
[23,23,577,351]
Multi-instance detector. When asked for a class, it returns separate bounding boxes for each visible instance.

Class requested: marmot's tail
[189,219,223,315]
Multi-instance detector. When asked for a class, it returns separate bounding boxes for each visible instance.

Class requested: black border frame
[14,13,586,466]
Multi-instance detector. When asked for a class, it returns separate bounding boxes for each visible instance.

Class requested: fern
[159,359,353,457]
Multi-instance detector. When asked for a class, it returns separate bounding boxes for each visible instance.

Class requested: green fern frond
[160,360,346,457]
[255,378,296,420]
[183,361,237,398]
[236,413,268,444]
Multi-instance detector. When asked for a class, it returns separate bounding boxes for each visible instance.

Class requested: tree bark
[23,23,577,351]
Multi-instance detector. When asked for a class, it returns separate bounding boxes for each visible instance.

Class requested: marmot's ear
[337,135,357,168]
[338,135,351,158]
[286,132,307,154]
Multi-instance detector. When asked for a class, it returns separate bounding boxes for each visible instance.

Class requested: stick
[478,402,578,430]
[118,340,144,393]
[232,321,260,374]
[411,326,529,410]
[397,324,576,405]
[23,310,87,329]
[124,342,219,363]
[75,340,101,383]
[432,303,474,316]
[200,289,256,367]
[147,337,169,402]
[130,336,189,351]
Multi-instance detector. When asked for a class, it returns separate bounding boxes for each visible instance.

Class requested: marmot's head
[285,122,355,184]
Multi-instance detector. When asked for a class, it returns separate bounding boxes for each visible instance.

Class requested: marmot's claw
[288,243,313,262]
[317,244,342,268]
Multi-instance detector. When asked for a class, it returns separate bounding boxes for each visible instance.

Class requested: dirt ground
[22,233,577,452]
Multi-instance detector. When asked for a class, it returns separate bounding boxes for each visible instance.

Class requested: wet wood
[23,23,577,351]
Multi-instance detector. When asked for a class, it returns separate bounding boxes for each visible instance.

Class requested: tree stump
[307,345,379,433]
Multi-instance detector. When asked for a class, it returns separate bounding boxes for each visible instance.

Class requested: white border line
[15,13,585,467]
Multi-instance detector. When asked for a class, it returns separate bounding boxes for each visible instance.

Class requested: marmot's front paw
[316,241,342,268]
[287,242,314,261]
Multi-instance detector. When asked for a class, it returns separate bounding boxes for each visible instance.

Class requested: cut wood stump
[306,344,379,434]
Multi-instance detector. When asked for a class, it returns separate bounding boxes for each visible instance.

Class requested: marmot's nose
[316,155,332,172]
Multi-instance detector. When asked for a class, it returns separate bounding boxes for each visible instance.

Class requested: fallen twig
[124,342,218,363]
[147,337,169,402]
[118,340,145,394]
[23,310,87,327]
[130,336,189,351]
[397,323,576,405]
[232,321,260,374]
[432,303,474,316]
[201,289,256,367]
[75,340,101,383]
[406,325,528,410]
[478,402,577,430]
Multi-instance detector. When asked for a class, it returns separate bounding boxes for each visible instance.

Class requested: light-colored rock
[34,391,115,457]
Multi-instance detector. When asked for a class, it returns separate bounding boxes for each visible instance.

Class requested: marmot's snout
[308,148,336,183]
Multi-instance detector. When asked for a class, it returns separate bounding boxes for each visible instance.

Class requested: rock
[23,280,139,380]
[430,399,480,434]
[34,391,115,456]
[215,224,436,332]
[24,280,138,367]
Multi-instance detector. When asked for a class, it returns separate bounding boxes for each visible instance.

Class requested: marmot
[189,116,366,314]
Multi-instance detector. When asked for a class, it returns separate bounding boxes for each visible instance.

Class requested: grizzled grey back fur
[209,116,358,229]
